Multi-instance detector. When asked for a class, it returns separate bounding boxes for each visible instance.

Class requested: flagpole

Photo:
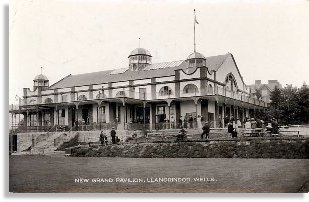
[194,9,196,53]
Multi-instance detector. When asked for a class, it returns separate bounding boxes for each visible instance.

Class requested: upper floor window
[159,86,173,96]
[183,84,198,94]
[157,106,165,114]
[115,90,126,97]
[78,94,87,101]
[139,88,147,100]
[44,98,53,104]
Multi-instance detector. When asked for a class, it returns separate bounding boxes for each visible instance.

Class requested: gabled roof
[206,53,230,71]
[49,53,231,89]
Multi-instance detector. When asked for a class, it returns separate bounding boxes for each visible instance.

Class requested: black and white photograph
[7,0,309,194]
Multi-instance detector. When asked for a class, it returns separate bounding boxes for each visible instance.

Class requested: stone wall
[16,129,143,153]
[71,138,309,159]
[17,132,48,152]
[77,130,144,143]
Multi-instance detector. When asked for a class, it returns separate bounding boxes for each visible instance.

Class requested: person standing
[99,131,106,146]
[271,119,279,135]
[224,116,229,127]
[110,127,116,144]
[179,116,183,129]
[228,121,234,138]
[245,118,251,129]
[188,115,193,129]
[201,122,210,139]
[197,115,202,129]
[218,115,222,128]
[177,127,187,141]
[251,118,257,129]
[170,115,175,129]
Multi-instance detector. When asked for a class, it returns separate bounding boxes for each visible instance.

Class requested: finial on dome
[138,37,141,48]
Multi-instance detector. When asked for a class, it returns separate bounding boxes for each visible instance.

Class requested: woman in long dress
[197,115,202,129]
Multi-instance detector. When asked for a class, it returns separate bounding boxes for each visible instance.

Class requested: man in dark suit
[201,122,210,139]
[110,127,117,144]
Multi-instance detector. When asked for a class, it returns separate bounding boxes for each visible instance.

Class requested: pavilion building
[10,48,267,132]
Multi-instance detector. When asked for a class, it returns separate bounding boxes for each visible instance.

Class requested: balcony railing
[17,84,268,108]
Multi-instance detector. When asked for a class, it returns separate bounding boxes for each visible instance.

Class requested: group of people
[99,127,118,146]
[178,115,205,129]
[226,116,280,137]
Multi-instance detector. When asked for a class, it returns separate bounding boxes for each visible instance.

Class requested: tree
[297,83,309,123]
[266,84,309,125]
[267,86,283,122]
[281,85,299,124]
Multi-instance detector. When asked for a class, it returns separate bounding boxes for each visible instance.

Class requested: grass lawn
[9,155,309,193]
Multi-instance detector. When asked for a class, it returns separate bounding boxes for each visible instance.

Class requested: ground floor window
[29,114,38,126]
[157,106,166,123]
[135,107,150,123]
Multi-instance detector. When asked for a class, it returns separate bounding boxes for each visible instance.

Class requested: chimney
[268,80,278,84]
[255,80,261,85]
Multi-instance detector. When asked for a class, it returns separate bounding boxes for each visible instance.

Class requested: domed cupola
[33,67,49,91]
[128,48,152,71]
[186,51,206,68]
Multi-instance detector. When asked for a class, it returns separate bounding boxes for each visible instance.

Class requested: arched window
[78,94,87,101]
[208,84,214,94]
[159,86,173,96]
[44,98,53,104]
[225,73,238,92]
[115,90,126,97]
[183,84,199,94]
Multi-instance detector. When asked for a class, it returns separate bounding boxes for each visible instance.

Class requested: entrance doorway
[208,113,214,127]
[82,108,89,124]
[136,107,150,123]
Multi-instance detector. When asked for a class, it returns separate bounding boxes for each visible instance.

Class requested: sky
[9,0,309,104]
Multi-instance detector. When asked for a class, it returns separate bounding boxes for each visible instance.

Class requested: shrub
[56,133,79,151]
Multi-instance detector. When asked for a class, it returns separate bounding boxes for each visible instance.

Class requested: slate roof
[49,53,230,89]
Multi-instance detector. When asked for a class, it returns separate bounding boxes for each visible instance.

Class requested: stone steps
[31,132,77,155]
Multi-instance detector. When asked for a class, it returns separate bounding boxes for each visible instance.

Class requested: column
[65,106,69,125]
[143,101,147,130]
[215,101,219,128]
[150,103,156,130]
[36,110,39,132]
[242,107,246,122]
[26,111,29,132]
